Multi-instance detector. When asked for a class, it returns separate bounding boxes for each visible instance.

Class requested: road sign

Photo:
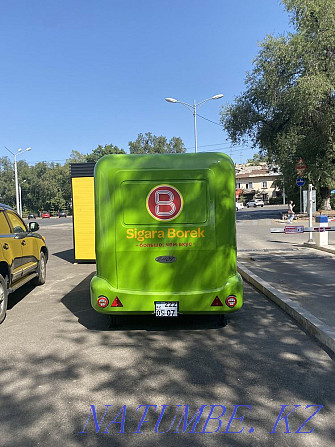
[295,158,306,176]
[284,226,304,234]
[271,226,335,233]
[296,168,306,177]
[296,178,306,187]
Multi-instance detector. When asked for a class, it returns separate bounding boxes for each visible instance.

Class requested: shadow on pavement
[61,273,229,331]
[53,248,75,263]
[1,279,334,447]
[236,208,285,221]
[7,283,35,310]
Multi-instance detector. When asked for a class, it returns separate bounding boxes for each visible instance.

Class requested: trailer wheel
[218,314,228,327]
[109,315,118,329]
[0,274,8,324]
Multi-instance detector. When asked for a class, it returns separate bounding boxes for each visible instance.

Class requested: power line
[185,142,250,150]
[196,113,223,126]
[199,147,255,153]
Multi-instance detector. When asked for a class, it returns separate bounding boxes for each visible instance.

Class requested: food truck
[90,152,243,319]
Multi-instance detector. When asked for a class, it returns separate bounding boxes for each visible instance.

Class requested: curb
[303,243,335,256]
[237,262,335,355]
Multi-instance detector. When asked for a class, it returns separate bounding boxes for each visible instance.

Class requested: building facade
[235,163,282,204]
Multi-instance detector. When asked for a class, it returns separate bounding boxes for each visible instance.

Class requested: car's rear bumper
[90,272,243,315]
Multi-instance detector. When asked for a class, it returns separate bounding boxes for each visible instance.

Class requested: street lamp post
[165,94,224,153]
[5,147,31,214]
[19,179,27,217]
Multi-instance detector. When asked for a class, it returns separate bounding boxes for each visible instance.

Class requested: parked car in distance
[236,202,244,211]
[28,213,36,219]
[0,203,48,323]
[246,199,264,208]
[58,210,67,218]
[41,211,50,218]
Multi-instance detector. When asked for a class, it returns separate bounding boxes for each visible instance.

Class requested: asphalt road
[236,206,335,250]
[0,215,334,447]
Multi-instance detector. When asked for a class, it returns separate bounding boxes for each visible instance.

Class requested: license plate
[155,301,178,317]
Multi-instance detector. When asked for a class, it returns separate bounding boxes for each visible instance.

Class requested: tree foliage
[86,143,125,162]
[246,153,270,165]
[128,132,186,154]
[221,0,335,209]
[0,157,72,213]
[1,133,185,213]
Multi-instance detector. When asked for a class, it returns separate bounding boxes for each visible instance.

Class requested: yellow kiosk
[70,163,96,262]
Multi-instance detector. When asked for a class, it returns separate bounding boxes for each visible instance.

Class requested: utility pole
[307,183,315,244]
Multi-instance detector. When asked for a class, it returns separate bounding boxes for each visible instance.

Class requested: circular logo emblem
[225,295,237,308]
[146,185,183,221]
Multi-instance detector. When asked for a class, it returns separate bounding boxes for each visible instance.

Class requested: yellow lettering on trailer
[168,228,176,238]
[198,228,205,238]
[126,229,134,238]
[126,227,205,241]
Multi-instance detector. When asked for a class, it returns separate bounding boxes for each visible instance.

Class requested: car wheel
[32,252,47,286]
[0,274,8,324]
[247,205,249,208]
[261,205,264,207]
[254,204,257,207]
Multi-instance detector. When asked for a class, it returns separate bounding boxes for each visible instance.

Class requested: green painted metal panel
[90,152,243,315]
[122,180,207,224]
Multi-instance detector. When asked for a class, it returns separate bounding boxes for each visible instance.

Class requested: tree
[246,153,269,165]
[128,132,186,154]
[67,150,88,163]
[0,157,73,213]
[0,156,15,206]
[86,144,125,162]
[221,0,335,209]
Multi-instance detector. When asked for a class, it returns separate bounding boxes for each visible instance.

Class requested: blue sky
[0,0,291,165]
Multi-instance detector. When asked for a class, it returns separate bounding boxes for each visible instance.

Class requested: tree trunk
[320,186,332,210]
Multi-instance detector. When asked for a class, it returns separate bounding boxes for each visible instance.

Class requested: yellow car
[0,204,48,323]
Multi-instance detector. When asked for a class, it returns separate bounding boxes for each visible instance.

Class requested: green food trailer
[90,152,243,319]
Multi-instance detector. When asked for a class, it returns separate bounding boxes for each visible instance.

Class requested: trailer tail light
[225,295,237,308]
[97,296,109,308]
[211,296,223,306]
[111,296,123,307]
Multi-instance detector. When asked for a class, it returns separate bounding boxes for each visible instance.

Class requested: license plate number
[155,301,178,317]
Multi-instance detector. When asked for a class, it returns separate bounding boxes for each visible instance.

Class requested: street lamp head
[165,97,178,103]
[211,94,224,100]
[26,147,31,152]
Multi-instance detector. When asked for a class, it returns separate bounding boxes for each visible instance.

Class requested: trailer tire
[218,314,228,327]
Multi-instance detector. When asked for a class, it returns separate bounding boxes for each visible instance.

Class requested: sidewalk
[237,243,335,355]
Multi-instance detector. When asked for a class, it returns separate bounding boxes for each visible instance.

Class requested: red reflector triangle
[111,296,123,307]
[211,296,223,306]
